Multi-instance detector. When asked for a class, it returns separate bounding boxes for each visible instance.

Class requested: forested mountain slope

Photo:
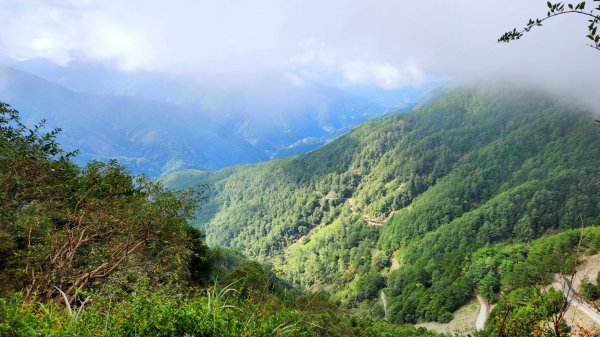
[0,101,444,337]
[163,84,600,324]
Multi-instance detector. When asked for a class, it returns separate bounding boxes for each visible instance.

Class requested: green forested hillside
[4,83,599,336]
[0,102,444,337]
[164,84,600,324]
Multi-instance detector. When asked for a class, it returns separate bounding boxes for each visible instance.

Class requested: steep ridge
[163,84,600,324]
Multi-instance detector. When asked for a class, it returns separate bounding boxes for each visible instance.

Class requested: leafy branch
[499,1,600,51]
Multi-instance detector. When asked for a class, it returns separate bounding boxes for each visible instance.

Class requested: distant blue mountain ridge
[0,59,441,176]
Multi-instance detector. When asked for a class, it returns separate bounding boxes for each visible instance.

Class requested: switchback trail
[475,290,490,331]
[381,291,388,320]
[552,275,600,326]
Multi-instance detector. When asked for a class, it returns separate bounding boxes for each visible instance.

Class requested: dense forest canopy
[163,83,600,327]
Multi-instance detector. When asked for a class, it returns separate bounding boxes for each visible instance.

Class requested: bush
[580,274,600,301]
[353,271,385,301]
[0,290,311,337]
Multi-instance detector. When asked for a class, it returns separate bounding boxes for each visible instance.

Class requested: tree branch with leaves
[499,1,600,51]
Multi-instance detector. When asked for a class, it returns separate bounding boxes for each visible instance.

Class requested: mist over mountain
[0,59,439,175]
[0,66,268,175]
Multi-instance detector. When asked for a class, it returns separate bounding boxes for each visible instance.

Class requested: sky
[0,0,599,107]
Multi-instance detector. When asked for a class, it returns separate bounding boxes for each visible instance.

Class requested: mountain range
[3,58,599,332]
[160,84,600,325]
[0,59,439,176]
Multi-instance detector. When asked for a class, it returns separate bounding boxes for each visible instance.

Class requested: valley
[2,1,600,336]
[162,83,600,334]
[3,78,600,336]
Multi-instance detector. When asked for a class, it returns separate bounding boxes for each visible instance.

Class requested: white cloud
[0,0,598,102]
[284,72,306,87]
[285,40,425,89]
[342,60,424,89]
[27,36,71,65]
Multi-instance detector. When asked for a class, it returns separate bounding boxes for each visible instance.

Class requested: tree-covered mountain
[0,101,445,337]
[162,84,600,326]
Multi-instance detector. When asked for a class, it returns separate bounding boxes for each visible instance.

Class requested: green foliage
[0,287,445,337]
[468,227,600,299]
[483,287,569,337]
[499,1,600,51]
[352,271,385,302]
[187,225,212,287]
[0,101,204,301]
[157,169,212,190]
[0,291,308,337]
[468,228,600,336]
[226,261,273,297]
[167,85,600,323]
[0,102,446,336]
[580,271,600,301]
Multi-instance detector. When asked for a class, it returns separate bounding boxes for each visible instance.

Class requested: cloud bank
[0,0,598,105]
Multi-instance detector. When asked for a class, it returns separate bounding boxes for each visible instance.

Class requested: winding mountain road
[381,290,388,320]
[552,275,600,326]
[475,291,490,331]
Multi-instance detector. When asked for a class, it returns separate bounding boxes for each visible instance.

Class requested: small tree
[0,102,208,304]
